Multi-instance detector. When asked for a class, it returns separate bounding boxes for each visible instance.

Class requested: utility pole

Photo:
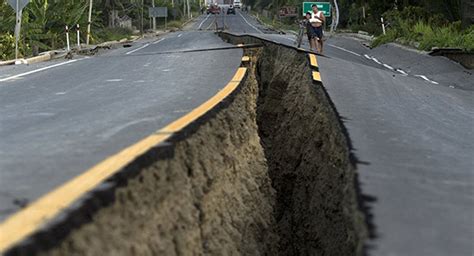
[86,0,93,45]
[333,0,340,32]
[141,0,144,35]
[15,0,19,60]
[187,0,191,19]
[7,0,30,61]
[152,0,156,30]
[183,0,186,19]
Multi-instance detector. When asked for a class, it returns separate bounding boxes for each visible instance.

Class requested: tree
[0,0,89,57]
[460,0,473,28]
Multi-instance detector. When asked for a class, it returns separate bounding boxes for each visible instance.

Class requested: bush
[383,6,447,28]
[0,33,15,60]
[370,6,474,51]
[372,19,474,51]
[93,27,133,43]
[416,22,474,50]
[349,22,382,35]
[166,20,184,30]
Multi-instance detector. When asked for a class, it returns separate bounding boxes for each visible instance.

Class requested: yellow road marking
[309,53,318,68]
[0,67,248,253]
[160,81,240,133]
[312,71,322,82]
[161,68,246,133]
[241,56,250,62]
[231,67,247,82]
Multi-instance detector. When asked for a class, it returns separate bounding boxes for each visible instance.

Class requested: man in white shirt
[309,4,325,53]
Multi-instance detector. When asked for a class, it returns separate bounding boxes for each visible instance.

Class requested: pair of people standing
[305,4,325,53]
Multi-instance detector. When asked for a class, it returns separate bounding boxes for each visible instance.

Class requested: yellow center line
[0,67,248,253]
[312,71,322,82]
[230,67,247,82]
[159,81,240,133]
[309,53,318,68]
[160,68,246,133]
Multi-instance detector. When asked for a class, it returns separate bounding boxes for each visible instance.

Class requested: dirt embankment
[254,43,366,255]
[9,35,366,256]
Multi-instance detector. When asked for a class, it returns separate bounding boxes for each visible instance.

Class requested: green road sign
[302,2,331,17]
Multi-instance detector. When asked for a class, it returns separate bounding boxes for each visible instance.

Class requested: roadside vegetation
[243,0,473,50]
[0,0,200,61]
[343,0,473,51]
[370,6,474,50]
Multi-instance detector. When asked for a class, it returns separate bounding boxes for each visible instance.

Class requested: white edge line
[396,69,408,76]
[371,57,382,64]
[152,38,165,45]
[415,75,439,84]
[415,75,430,82]
[383,64,394,70]
[125,43,150,55]
[198,14,211,29]
[0,59,80,82]
[238,11,263,34]
[362,54,437,84]
[327,44,361,57]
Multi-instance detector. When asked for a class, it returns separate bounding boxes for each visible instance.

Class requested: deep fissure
[242,38,367,255]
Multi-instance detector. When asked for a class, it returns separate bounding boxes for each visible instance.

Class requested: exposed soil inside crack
[253,43,366,256]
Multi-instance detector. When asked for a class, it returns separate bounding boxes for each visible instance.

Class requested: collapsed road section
[2,34,366,256]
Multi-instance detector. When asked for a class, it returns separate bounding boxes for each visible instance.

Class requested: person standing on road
[309,4,325,53]
[304,12,315,50]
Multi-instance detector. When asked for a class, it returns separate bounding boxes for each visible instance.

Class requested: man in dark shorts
[309,4,325,53]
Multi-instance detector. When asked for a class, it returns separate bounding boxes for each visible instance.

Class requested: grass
[154,12,200,30]
[166,20,185,30]
[93,27,134,44]
[371,18,474,51]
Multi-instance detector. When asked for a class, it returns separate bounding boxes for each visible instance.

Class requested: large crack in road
[253,43,366,255]
[6,35,367,256]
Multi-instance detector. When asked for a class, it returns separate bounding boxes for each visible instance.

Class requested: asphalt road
[0,29,244,221]
[321,40,473,256]
[250,31,474,255]
[1,9,473,256]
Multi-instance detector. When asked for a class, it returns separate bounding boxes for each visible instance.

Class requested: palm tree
[21,0,88,54]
